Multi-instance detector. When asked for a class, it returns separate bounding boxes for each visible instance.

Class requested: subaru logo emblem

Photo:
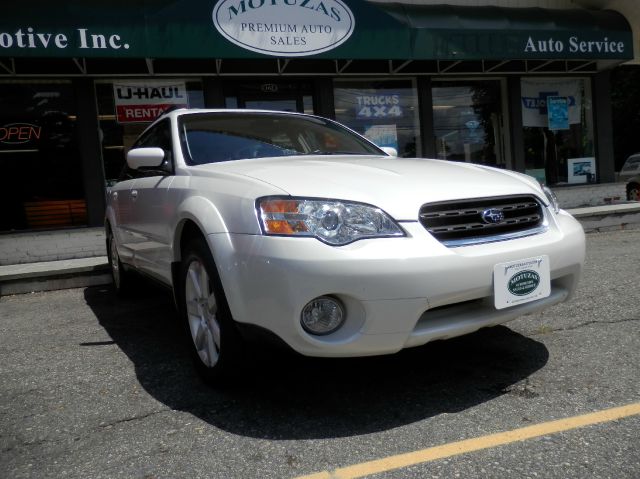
[481,208,505,224]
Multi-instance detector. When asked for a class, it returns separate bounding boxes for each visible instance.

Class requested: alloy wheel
[184,259,221,368]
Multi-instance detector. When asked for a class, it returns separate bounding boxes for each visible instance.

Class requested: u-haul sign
[113,81,188,123]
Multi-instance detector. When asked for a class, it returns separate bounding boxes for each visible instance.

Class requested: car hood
[200,155,545,220]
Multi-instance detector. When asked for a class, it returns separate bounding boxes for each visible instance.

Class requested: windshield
[178,112,384,165]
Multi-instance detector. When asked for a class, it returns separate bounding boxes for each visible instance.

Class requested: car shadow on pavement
[84,283,549,440]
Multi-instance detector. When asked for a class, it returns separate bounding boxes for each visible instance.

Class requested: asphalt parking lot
[1,229,639,479]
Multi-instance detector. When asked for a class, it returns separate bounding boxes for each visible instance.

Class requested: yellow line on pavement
[295,402,640,479]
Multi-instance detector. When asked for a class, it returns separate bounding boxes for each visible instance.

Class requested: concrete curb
[0,256,109,281]
[566,203,640,233]
[0,257,110,296]
[567,202,640,217]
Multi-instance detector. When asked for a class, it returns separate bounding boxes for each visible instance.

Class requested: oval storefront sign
[212,0,355,57]
[508,270,541,296]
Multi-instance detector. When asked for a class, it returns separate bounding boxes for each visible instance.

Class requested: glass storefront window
[333,80,420,157]
[0,81,86,232]
[432,80,506,168]
[96,80,204,185]
[245,99,298,111]
[521,77,594,185]
[224,81,314,114]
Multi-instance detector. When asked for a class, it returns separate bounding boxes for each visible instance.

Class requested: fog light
[301,296,345,335]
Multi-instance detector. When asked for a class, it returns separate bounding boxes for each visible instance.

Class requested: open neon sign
[0,123,41,145]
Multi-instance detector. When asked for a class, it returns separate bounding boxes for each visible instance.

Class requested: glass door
[431,80,507,168]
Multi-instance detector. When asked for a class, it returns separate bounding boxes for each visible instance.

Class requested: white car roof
[164,108,314,120]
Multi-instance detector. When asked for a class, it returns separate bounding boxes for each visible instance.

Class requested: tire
[627,183,640,202]
[107,228,132,296]
[179,237,243,383]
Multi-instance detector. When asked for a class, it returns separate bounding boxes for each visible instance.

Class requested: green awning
[0,0,633,62]
[375,3,634,61]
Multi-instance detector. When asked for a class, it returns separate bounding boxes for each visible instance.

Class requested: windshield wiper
[304,150,366,155]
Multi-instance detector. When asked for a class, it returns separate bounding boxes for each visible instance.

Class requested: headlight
[541,185,559,214]
[257,197,405,245]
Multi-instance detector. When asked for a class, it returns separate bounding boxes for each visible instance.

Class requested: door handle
[131,190,138,199]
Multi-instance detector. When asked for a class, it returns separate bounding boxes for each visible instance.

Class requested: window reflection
[333,80,421,158]
[521,78,594,185]
[0,81,85,231]
[96,80,204,186]
[432,81,504,167]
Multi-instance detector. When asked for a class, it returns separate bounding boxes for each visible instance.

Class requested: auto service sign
[113,81,188,124]
[213,0,355,57]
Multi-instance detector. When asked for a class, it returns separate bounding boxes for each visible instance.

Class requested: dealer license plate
[493,255,551,310]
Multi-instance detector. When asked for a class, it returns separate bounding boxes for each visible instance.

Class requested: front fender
[172,196,226,261]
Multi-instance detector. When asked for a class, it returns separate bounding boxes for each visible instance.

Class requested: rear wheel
[627,183,640,202]
[107,228,131,295]
[180,238,242,383]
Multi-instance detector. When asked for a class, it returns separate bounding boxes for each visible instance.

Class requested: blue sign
[522,92,576,114]
[547,96,569,130]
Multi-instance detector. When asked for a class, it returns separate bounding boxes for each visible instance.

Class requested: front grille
[419,195,546,246]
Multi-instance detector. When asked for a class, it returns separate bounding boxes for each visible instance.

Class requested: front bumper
[209,211,585,357]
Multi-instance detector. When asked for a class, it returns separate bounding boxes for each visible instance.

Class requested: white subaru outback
[105,109,585,382]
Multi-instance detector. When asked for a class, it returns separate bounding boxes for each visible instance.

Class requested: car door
[125,119,176,283]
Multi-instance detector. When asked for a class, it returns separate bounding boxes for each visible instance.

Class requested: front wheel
[179,238,242,383]
[627,183,640,202]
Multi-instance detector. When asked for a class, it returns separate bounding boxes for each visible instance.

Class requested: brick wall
[0,228,106,266]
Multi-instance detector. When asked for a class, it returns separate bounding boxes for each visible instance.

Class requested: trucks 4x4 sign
[212,0,355,56]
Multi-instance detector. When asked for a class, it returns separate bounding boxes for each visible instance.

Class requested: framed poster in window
[568,157,596,184]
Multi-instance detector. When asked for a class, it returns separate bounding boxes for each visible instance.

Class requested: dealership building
[1,0,638,235]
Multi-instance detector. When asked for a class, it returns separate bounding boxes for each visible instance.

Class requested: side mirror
[126,147,165,170]
[380,146,398,157]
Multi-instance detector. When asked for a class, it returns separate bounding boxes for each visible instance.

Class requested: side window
[120,119,173,180]
[621,158,636,173]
